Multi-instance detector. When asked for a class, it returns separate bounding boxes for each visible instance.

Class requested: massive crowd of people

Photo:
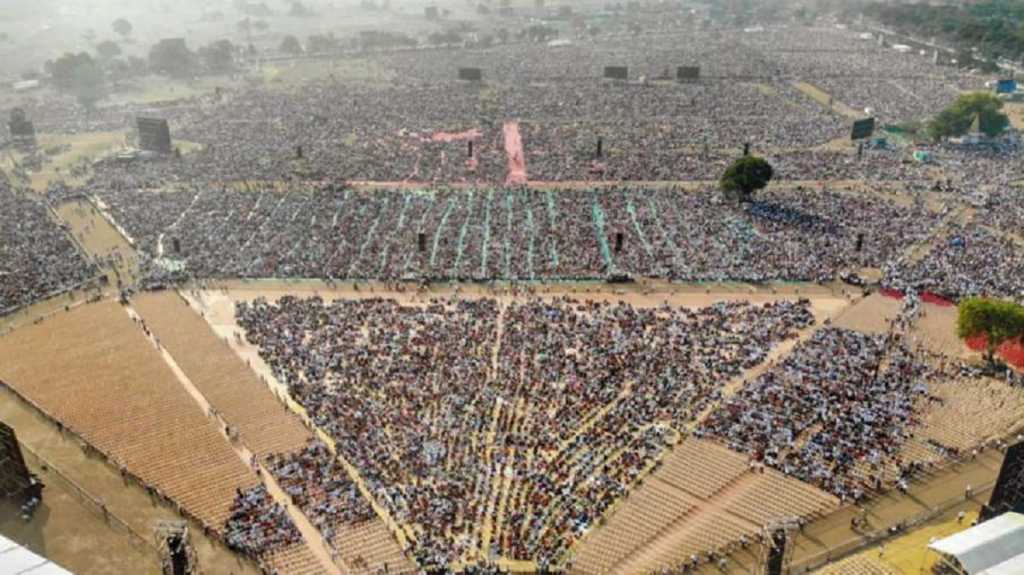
[224,485,303,558]
[48,183,949,286]
[698,327,936,501]
[265,439,377,545]
[0,182,98,314]
[1,20,1021,574]
[235,295,815,567]
[884,223,1024,303]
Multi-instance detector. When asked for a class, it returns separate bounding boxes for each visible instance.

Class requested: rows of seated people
[235,295,814,569]
[0,183,98,314]
[57,183,956,286]
[698,327,938,502]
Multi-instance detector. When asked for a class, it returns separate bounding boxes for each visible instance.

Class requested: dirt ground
[0,448,161,575]
[14,132,126,193]
[56,198,141,289]
[911,302,967,358]
[831,293,902,334]
[793,82,864,120]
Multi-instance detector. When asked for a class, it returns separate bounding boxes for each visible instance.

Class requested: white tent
[929,512,1024,574]
[979,553,1024,575]
[0,534,74,574]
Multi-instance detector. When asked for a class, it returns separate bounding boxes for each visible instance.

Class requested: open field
[22,132,125,192]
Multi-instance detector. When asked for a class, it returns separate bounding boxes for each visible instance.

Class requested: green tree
[280,35,302,54]
[112,18,133,38]
[928,92,1010,140]
[149,39,197,78]
[45,52,106,108]
[720,156,774,203]
[957,297,1024,368]
[198,40,236,73]
[95,40,122,60]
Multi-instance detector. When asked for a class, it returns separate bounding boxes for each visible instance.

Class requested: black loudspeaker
[743,142,751,156]
[855,233,864,253]
[418,233,427,253]
[172,237,181,254]
[596,137,603,159]
[468,140,473,158]
[168,535,188,575]
[765,529,787,575]
[983,441,1024,520]
[614,232,623,253]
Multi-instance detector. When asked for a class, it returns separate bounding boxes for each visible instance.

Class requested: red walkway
[966,335,1024,370]
[503,121,528,186]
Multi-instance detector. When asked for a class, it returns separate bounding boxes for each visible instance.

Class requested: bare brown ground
[1005,102,1024,131]
[831,293,901,335]
[911,302,966,359]
[192,278,850,315]
[793,82,864,120]
[812,553,902,575]
[0,449,161,575]
[55,198,140,289]
[0,300,258,529]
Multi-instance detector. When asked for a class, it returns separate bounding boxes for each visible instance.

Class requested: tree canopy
[280,35,303,55]
[45,52,106,108]
[864,1,1024,64]
[928,92,1010,141]
[198,40,236,73]
[95,40,122,60]
[112,18,133,38]
[720,156,774,203]
[957,297,1024,367]
[149,39,197,78]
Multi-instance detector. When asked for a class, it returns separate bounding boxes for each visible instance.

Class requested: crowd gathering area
[2,21,1024,575]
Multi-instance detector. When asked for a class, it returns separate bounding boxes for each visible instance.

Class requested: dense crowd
[884,223,1024,303]
[52,183,950,286]
[265,439,376,544]
[0,182,98,314]
[11,25,1001,188]
[236,295,814,568]
[699,327,936,501]
[223,485,302,558]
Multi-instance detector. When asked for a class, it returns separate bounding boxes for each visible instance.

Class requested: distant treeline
[864,0,1024,66]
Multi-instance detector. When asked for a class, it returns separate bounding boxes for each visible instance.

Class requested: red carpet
[965,334,1024,370]
[503,121,528,185]
[880,288,904,300]
[921,292,955,307]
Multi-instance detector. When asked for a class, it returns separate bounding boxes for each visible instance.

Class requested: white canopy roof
[0,534,74,574]
[929,512,1024,574]
[979,553,1024,575]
